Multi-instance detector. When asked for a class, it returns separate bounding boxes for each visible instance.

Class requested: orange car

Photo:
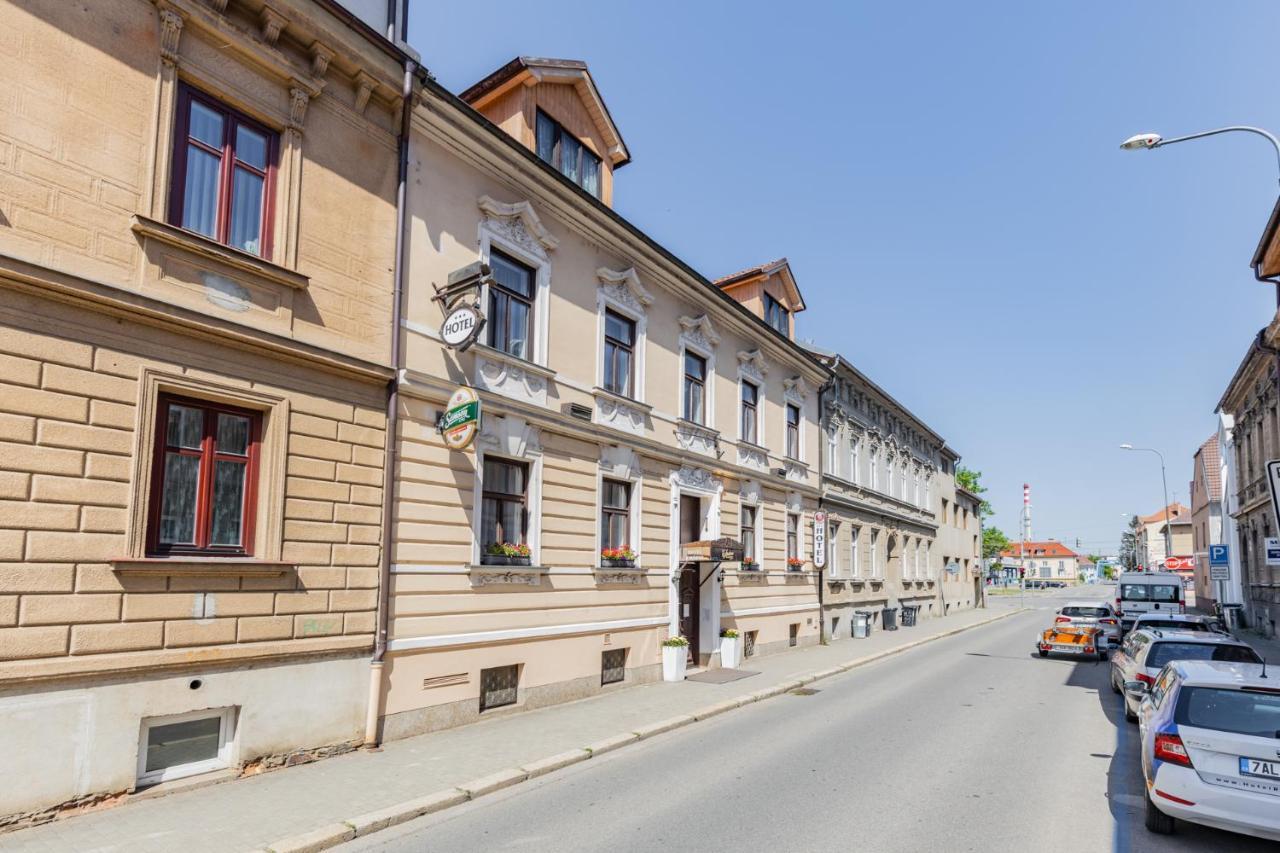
[1036,625,1107,660]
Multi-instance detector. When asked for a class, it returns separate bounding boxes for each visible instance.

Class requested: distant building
[1135,503,1191,570]
[999,541,1079,583]
[1078,558,1098,584]
[1190,435,1225,606]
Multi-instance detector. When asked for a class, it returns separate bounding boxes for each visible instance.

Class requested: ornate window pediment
[597,266,653,312]
[783,375,810,405]
[478,414,542,458]
[478,195,559,258]
[736,348,768,382]
[679,314,720,350]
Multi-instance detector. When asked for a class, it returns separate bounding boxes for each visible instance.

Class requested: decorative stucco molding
[736,441,768,471]
[477,413,543,459]
[673,464,720,493]
[259,4,288,44]
[783,375,810,405]
[354,70,377,113]
[595,391,649,437]
[475,349,552,407]
[470,567,546,587]
[736,349,768,382]
[675,421,719,458]
[596,267,653,312]
[478,195,559,254]
[740,479,762,505]
[679,314,720,350]
[309,42,334,79]
[159,8,184,65]
[593,568,647,585]
[784,459,809,483]
[599,445,641,480]
[785,490,802,514]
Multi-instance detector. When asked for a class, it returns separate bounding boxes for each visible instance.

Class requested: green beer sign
[442,386,480,450]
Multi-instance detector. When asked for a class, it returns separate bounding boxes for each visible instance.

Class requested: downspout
[365,57,415,749]
[816,366,837,642]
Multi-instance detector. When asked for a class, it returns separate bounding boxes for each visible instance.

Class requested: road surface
[341,586,1275,853]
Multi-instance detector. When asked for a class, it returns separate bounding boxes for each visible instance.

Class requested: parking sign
[1208,544,1230,581]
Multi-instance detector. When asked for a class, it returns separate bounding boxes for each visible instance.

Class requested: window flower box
[786,557,805,572]
[484,542,531,566]
[599,547,636,568]
[740,559,760,572]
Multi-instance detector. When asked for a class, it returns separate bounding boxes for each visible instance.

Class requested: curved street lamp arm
[1155,126,1280,185]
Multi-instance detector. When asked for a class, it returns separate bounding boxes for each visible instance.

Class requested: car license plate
[1052,644,1081,652]
[1240,757,1280,780]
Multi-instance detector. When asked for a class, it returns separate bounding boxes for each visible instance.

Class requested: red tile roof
[1196,435,1222,503]
[1140,503,1189,525]
[999,541,1078,559]
[714,258,789,286]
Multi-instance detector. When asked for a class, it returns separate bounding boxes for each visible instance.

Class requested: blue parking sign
[1209,544,1229,566]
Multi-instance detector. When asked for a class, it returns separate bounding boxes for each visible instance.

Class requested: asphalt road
[341,586,1276,853]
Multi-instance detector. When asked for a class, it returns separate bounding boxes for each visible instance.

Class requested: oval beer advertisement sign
[442,386,480,451]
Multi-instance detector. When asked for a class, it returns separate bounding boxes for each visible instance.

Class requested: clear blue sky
[407,1,1280,557]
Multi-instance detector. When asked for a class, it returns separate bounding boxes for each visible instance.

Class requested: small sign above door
[680,537,745,563]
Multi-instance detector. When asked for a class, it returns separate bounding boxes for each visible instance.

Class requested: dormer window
[536,110,601,197]
[764,292,789,336]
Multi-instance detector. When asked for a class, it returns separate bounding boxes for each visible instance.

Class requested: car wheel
[1144,792,1176,834]
[1038,649,1048,658]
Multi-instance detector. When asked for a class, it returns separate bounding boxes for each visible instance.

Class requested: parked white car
[1126,659,1280,841]
[1130,612,1225,635]
[1110,629,1262,722]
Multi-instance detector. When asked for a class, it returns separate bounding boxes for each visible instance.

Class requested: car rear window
[1062,607,1109,617]
[1145,642,1262,669]
[1175,686,1280,738]
[1137,619,1208,630]
[1121,583,1181,602]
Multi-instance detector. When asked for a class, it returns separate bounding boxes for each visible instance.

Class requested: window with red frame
[168,86,277,258]
[148,396,262,556]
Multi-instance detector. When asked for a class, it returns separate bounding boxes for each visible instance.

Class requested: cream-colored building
[0,0,405,823]
[938,472,985,610]
[808,350,980,639]
[374,58,829,738]
[1134,503,1191,570]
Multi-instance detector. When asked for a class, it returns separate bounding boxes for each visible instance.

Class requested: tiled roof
[1197,435,1222,502]
[999,541,1078,559]
[1140,503,1190,525]
[713,258,788,286]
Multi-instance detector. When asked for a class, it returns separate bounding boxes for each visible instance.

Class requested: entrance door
[678,495,702,664]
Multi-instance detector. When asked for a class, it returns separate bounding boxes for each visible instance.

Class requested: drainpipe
[365,57,415,749]
[815,367,837,642]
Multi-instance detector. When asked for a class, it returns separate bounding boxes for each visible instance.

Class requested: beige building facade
[375,59,828,739]
[0,0,405,823]
[809,350,981,641]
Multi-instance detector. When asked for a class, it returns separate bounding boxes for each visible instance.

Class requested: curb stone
[257,607,1022,853]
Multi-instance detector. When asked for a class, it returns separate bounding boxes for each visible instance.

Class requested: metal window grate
[789,623,799,647]
[744,630,757,658]
[479,664,519,712]
[601,649,626,685]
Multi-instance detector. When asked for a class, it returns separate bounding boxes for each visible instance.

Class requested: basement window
[137,708,235,786]
[601,649,627,685]
[480,664,519,712]
[744,630,758,659]
[789,623,799,647]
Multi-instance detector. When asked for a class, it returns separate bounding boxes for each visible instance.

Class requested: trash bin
[853,610,873,639]
[882,606,899,631]
[1221,603,1244,631]
[902,605,918,627]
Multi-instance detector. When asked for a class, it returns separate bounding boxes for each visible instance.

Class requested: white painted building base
[0,653,368,819]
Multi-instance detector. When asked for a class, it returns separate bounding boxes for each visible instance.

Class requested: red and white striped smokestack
[1023,483,1031,541]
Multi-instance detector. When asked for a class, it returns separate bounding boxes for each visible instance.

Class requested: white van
[1115,571,1185,631]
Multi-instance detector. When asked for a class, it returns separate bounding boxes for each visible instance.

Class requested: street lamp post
[1120,127,1280,186]
[1121,444,1172,566]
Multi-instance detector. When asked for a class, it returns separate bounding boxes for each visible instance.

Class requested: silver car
[1129,612,1226,635]
[1054,600,1121,649]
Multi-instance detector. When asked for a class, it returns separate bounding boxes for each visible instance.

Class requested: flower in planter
[600,546,636,564]
[720,629,739,639]
[740,559,759,572]
[510,542,530,558]
[786,557,805,570]
[485,542,507,556]
[662,635,689,647]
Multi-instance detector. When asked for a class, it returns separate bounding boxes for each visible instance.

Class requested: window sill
[593,566,647,585]
[130,214,309,291]
[468,564,549,587]
[472,343,556,379]
[111,558,294,577]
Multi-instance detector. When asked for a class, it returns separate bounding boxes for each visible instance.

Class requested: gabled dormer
[461,57,630,206]
[714,258,807,340]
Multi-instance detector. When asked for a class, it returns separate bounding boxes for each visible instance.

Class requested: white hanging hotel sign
[440,386,481,451]
[433,261,490,352]
[812,511,827,569]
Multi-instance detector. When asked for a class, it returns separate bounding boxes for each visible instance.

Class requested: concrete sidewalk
[1,601,1022,853]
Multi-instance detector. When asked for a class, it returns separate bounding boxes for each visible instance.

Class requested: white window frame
[828,520,841,576]
[784,403,803,463]
[925,542,932,579]
[478,226,552,368]
[849,436,859,486]
[869,447,878,491]
[827,428,839,479]
[473,449,544,566]
[137,707,236,786]
[870,528,879,578]
[886,457,895,498]
[738,377,763,445]
[679,343,715,429]
[596,470,642,562]
[851,525,862,578]
[596,295,647,404]
[739,496,763,563]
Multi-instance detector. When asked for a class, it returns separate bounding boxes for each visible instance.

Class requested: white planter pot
[662,645,688,682]
[720,636,741,669]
